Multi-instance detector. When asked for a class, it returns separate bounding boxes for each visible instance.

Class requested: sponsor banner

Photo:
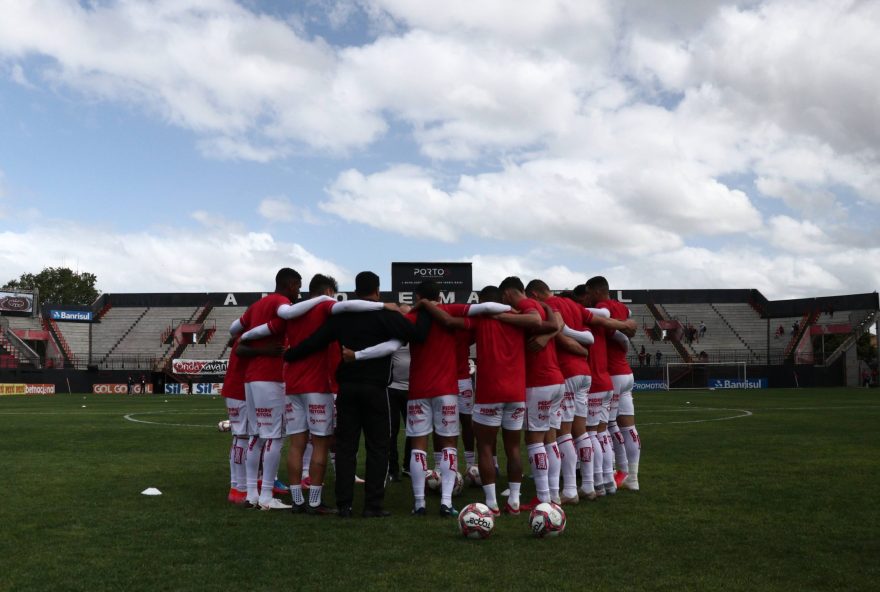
[391,262,472,294]
[164,383,223,395]
[165,383,189,394]
[26,383,56,395]
[171,359,228,375]
[0,291,34,313]
[810,324,852,335]
[50,309,93,322]
[633,380,668,391]
[708,378,768,389]
[0,383,26,396]
[92,383,154,394]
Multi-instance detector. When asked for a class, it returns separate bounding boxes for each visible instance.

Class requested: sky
[0,0,878,299]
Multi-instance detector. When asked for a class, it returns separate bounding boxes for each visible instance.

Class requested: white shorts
[587,390,610,427]
[563,375,590,422]
[599,389,613,424]
[525,384,564,432]
[613,374,636,417]
[472,402,526,430]
[285,393,335,437]
[248,381,285,439]
[458,378,474,416]
[225,398,250,437]
[406,395,459,438]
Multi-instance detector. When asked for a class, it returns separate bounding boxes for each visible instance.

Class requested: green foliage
[1,390,878,591]
[3,266,99,305]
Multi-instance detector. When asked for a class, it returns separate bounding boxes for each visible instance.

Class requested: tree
[3,267,99,306]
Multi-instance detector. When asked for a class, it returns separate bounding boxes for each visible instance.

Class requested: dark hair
[415,280,441,301]
[478,285,502,304]
[309,274,338,296]
[355,271,380,297]
[585,276,609,291]
[524,279,549,296]
[499,276,525,293]
[275,268,301,288]
[558,290,574,299]
[573,284,587,297]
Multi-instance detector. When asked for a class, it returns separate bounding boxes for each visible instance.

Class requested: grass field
[2,388,879,592]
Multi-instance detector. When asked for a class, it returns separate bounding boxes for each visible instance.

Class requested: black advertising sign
[391,262,472,294]
[0,291,34,313]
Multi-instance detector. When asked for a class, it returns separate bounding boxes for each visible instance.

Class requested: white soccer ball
[426,469,441,491]
[458,502,495,539]
[452,471,464,496]
[529,502,566,538]
[217,419,231,432]
[464,465,482,487]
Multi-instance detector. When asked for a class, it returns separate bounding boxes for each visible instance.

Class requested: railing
[65,354,163,371]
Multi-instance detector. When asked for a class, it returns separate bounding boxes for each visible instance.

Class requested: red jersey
[455,328,474,381]
[239,293,290,383]
[469,316,526,403]
[518,297,565,388]
[406,303,470,399]
[222,340,245,401]
[598,299,632,376]
[283,299,338,394]
[548,296,592,378]
[587,310,613,393]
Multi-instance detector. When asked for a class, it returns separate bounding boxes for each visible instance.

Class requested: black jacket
[284,309,430,388]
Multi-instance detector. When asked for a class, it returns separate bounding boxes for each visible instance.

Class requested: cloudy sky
[0,0,878,298]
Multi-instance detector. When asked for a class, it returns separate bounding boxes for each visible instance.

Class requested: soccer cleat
[259,498,292,511]
[503,501,521,515]
[551,494,562,505]
[520,497,539,512]
[354,475,365,484]
[411,506,427,517]
[605,481,617,495]
[228,488,247,504]
[614,470,628,488]
[488,505,501,517]
[290,502,307,514]
[306,503,338,516]
[243,497,260,509]
[439,504,459,518]
[273,479,288,495]
[560,493,580,506]
[578,488,598,501]
[620,475,640,491]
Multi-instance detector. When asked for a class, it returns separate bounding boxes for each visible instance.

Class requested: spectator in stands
[699,350,709,362]
[775,325,784,339]
[792,320,799,334]
[655,350,662,366]
[127,375,133,395]
[638,345,646,367]
[827,304,834,318]
[699,321,707,339]
[646,352,652,366]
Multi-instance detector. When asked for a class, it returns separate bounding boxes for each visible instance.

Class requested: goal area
[665,362,748,390]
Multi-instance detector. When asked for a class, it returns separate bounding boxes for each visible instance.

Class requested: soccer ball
[458,502,495,539]
[464,465,482,487]
[426,469,441,491]
[529,502,566,538]
[451,471,464,496]
[217,419,231,432]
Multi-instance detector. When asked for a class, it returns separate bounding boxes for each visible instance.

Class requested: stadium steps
[100,308,150,364]
[651,303,693,362]
[43,317,73,367]
[626,303,682,365]
[53,321,91,368]
[0,325,41,368]
[784,311,819,361]
[177,306,245,361]
[158,305,207,371]
[708,303,761,360]
[819,309,878,367]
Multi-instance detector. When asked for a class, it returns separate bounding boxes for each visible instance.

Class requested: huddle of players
[220,268,643,517]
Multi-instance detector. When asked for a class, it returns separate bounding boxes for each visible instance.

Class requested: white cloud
[0,218,348,292]
[257,196,320,224]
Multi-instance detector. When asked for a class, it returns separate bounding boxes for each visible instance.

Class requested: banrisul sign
[50,309,93,322]
[708,378,768,389]
[391,262,472,294]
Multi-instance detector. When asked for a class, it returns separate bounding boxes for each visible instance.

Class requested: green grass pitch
[2,388,879,592]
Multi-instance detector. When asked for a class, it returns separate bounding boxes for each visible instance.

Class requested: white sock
[440,447,457,506]
[290,483,304,506]
[556,435,577,498]
[545,441,561,501]
[527,443,550,503]
[433,451,442,470]
[493,455,499,469]
[590,432,604,487]
[624,425,641,476]
[609,423,628,473]
[508,482,522,507]
[575,433,594,493]
[465,450,476,467]
[411,450,427,509]
[245,436,264,501]
[229,438,236,488]
[483,484,497,509]
[330,451,336,472]
[601,432,614,484]
[302,440,313,479]
[309,485,323,507]
[233,436,248,492]
[259,438,283,504]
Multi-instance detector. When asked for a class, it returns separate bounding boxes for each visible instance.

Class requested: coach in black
[284,271,429,518]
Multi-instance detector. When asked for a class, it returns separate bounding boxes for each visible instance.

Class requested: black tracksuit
[285,308,429,512]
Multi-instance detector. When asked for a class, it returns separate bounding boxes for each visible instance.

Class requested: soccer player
[404,280,509,517]
[498,277,565,505]
[283,271,428,518]
[240,274,391,515]
[586,276,641,491]
[229,268,301,510]
[222,336,249,505]
[455,323,477,482]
